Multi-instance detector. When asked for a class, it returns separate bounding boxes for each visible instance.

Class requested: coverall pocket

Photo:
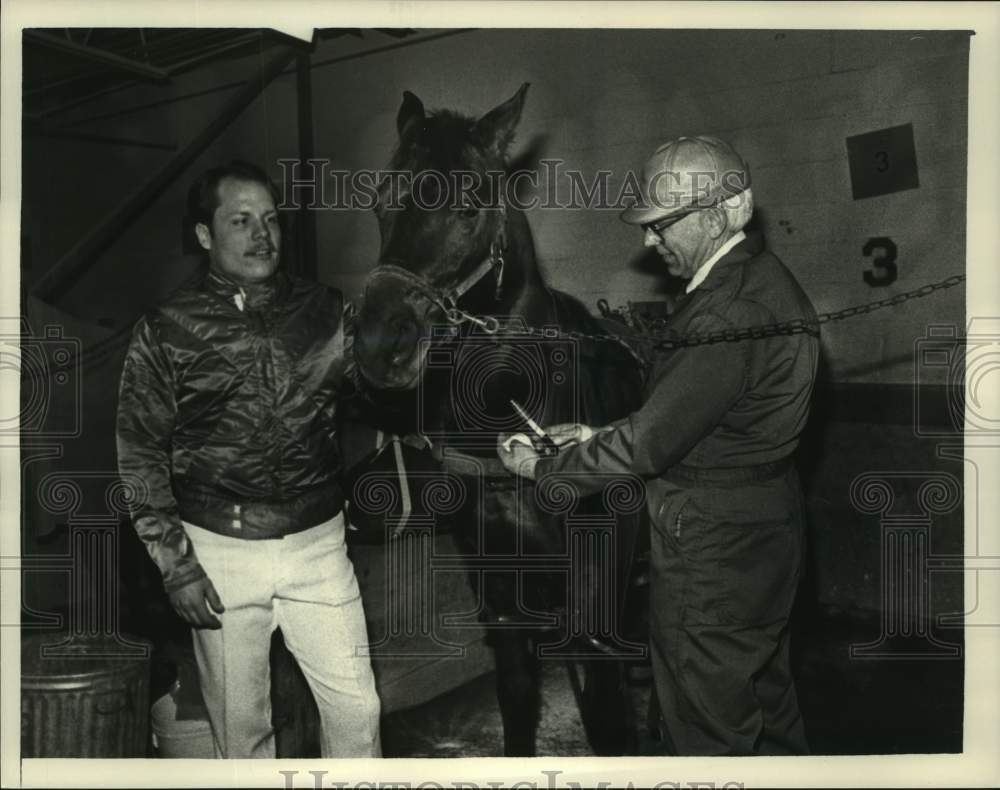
[680,483,804,627]
[648,487,692,628]
[650,488,691,542]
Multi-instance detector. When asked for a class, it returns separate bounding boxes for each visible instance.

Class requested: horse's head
[354,84,529,390]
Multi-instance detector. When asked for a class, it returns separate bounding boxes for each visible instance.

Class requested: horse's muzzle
[354,270,437,390]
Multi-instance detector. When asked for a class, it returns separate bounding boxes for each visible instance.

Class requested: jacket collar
[203,266,290,309]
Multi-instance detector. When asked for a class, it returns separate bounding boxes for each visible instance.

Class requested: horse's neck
[496,209,553,321]
[430,208,594,448]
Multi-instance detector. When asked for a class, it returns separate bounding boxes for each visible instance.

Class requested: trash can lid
[21,634,151,682]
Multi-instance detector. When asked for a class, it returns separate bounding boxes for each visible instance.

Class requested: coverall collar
[687,232,763,294]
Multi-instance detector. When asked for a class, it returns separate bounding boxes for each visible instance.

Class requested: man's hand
[168,576,225,629]
[497,433,542,480]
[546,422,599,447]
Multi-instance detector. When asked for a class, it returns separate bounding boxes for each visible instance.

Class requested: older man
[117,160,380,758]
[499,136,818,755]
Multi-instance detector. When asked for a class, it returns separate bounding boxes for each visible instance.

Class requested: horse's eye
[459,204,479,220]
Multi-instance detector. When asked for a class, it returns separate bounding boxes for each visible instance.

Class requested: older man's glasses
[642,209,700,242]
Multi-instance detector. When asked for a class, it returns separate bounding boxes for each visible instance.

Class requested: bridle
[363,201,507,335]
[359,197,649,370]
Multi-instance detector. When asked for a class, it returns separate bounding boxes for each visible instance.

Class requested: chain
[647,272,966,351]
[42,272,965,380]
[444,303,501,334]
[442,273,966,358]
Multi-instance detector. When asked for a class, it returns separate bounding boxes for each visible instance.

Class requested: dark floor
[381,611,964,757]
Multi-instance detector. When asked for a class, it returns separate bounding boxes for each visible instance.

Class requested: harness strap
[391,437,413,538]
[436,445,518,485]
[449,256,499,303]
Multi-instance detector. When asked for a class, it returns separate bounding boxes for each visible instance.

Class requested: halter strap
[365,199,508,314]
[451,255,500,303]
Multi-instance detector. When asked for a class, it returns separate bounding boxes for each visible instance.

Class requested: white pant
[184,514,381,758]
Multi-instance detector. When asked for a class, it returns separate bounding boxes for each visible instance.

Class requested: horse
[350,84,647,756]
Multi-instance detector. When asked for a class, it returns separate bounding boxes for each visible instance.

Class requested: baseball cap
[620,135,751,225]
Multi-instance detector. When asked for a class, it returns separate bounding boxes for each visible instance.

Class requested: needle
[510,400,559,455]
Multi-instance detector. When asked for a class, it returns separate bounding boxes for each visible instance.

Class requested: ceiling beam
[32,46,299,305]
[24,30,170,81]
[32,78,137,119]
[24,119,177,152]
[164,32,265,75]
[310,28,476,70]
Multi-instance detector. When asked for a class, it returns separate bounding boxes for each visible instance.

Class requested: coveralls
[535,236,819,755]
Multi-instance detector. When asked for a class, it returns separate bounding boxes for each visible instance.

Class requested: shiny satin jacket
[116,268,348,592]
[536,237,819,502]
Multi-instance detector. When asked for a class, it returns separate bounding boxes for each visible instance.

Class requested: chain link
[446,307,501,334]
[442,273,966,358]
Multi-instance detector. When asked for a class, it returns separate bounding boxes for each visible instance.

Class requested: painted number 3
[863,237,898,287]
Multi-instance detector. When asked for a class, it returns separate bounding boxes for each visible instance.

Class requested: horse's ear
[474,82,529,157]
[397,90,425,139]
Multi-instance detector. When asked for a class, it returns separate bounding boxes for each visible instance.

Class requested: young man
[117,161,380,758]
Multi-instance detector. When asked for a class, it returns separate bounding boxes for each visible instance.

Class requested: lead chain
[485,273,966,354]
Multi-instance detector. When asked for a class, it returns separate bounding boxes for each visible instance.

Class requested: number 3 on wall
[863,237,898,286]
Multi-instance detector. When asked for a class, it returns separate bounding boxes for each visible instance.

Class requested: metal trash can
[21,634,152,757]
